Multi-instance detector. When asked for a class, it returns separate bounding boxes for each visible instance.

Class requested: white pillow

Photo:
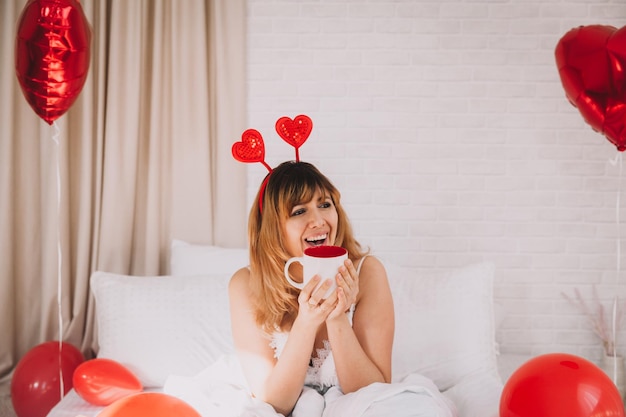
[389,262,498,391]
[170,239,248,276]
[92,271,234,388]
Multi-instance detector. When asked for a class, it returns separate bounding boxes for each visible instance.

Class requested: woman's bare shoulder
[229,266,252,297]
[356,255,391,300]
[358,255,388,279]
[228,267,259,328]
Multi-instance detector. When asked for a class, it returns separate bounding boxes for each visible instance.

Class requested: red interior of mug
[304,245,347,258]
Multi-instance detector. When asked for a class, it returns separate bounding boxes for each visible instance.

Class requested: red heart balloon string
[50,121,66,400]
[609,152,624,382]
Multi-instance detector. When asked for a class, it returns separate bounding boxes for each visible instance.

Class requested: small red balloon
[15,0,91,125]
[555,25,626,151]
[11,341,85,417]
[73,358,143,406]
[500,353,624,417]
[97,392,201,417]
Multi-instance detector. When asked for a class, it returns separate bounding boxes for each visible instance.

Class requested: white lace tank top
[269,256,369,391]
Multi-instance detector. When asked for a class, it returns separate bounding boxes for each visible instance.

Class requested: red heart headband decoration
[232,129,272,171]
[232,114,314,212]
[555,25,626,151]
[275,115,313,162]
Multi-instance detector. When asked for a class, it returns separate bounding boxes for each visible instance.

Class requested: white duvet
[163,355,457,417]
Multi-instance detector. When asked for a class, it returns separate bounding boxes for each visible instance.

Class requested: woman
[229,161,455,417]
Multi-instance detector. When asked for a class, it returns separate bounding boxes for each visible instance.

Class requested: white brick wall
[246,0,626,363]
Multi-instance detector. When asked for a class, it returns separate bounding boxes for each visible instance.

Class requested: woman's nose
[307,209,325,227]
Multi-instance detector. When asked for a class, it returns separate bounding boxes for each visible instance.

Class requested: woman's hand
[327,258,359,322]
[296,276,338,327]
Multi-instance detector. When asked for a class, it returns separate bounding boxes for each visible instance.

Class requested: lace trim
[269,331,288,358]
[269,333,338,388]
[305,339,338,388]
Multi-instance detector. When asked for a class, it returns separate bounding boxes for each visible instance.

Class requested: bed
[46,240,510,417]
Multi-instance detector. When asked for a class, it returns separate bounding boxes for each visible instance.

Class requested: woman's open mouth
[305,233,328,246]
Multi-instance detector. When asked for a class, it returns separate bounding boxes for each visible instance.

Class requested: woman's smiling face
[282,188,338,257]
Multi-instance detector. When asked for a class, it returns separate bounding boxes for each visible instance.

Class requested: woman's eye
[291,208,305,216]
[320,201,332,209]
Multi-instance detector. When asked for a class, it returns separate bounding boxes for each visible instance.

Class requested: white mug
[284,246,348,299]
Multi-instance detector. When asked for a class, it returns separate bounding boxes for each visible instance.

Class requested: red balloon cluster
[10,341,84,417]
[555,25,626,151]
[10,343,199,416]
[500,353,624,417]
[15,0,91,125]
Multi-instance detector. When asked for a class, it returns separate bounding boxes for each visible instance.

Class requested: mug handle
[284,257,305,289]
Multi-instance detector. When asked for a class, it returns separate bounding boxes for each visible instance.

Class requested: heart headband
[232,114,313,212]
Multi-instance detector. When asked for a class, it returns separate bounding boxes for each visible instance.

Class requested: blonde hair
[247,161,367,332]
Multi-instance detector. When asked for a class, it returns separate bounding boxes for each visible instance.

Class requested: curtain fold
[0,0,247,384]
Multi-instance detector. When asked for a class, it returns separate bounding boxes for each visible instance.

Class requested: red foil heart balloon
[15,0,92,125]
[275,115,313,160]
[555,25,626,151]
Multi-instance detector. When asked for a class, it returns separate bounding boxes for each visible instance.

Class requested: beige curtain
[0,0,247,384]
